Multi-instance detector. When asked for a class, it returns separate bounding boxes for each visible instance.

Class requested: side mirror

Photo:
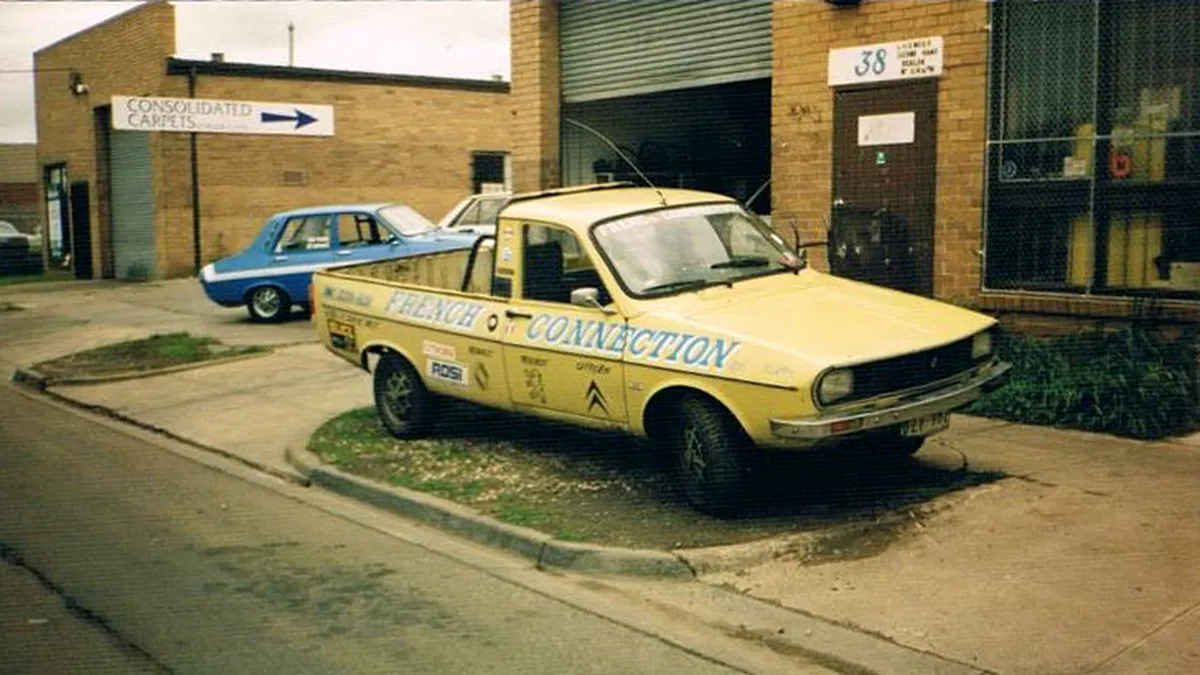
[388,235,401,247]
[570,287,616,314]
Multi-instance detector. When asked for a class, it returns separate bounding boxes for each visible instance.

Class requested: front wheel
[373,354,431,439]
[246,286,291,323]
[667,396,758,516]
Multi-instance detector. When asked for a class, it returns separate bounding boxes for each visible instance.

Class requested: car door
[500,222,627,427]
[333,211,399,264]
[268,213,336,301]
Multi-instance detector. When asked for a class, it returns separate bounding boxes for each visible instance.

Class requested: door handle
[336,250,353,256]
[272,255,288,262]
[505,308,533,320]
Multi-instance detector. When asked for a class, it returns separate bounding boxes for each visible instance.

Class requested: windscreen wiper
[640,278,711,295]
[710,255,771,270]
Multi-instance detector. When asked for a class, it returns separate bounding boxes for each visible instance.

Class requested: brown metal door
[832,80,937,296]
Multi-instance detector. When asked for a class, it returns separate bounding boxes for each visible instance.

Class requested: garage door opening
[561,78,772,215]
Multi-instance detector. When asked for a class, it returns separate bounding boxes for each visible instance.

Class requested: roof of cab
[499,184,738,232]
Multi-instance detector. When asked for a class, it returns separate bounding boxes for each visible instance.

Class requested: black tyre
[246,286,291,323]
[373,354,431,439]
[668,395,758,516]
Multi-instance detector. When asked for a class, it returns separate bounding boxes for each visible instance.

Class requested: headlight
[972,331,994,360]
[817,368,854,406]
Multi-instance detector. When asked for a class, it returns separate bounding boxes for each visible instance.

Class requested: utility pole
[288,22,295,66]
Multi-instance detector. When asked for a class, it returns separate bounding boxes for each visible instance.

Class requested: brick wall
[35,0,176,279]
[36,1,512,280]
[510,0,560,192]
[157,73,511,277]
[772,0,990,305]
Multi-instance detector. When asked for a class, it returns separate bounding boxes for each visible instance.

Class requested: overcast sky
[0,1,511,143]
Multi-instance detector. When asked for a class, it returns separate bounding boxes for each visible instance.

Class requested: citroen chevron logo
[585,380,610,416]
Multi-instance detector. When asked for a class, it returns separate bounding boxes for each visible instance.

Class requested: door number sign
[829,37,944,86]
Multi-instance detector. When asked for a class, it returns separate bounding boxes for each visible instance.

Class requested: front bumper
[770,361,1011,441]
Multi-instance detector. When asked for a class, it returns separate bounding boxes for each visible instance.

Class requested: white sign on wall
[828,36,943,87]
[858,112,916,146]
[112,96,334,136]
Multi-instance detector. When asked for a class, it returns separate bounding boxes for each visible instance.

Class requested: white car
[0,221,41,253]
[436,193,511,236]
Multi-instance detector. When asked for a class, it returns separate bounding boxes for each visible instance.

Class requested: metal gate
[108,129,155,280]
[559,0,772,103]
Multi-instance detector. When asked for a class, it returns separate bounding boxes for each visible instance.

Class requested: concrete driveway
[4,278,1199,674]
[0,277,315,372]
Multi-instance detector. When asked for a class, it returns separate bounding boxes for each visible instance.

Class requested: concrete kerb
[10,350,273,389]
[284,443,697,580]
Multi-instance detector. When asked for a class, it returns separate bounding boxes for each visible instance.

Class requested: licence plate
[900,412,950,437]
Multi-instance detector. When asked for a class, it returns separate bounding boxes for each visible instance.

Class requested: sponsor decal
[576,361,612,376]
[423,340,456,361]
[426,358,468,387]
[585,380,610,417]
[468,345,495,358]
[524,315,740,370]
[321,285,373,307]
[325,308,379,328]
[474,362,490,390]
[383,290,485,331]
[520,355,548,367]
[523,366,547,404]
[327,319,357,352]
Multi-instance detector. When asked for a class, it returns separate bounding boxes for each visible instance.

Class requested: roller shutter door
[109,129,156,280]
[560,0,772,103]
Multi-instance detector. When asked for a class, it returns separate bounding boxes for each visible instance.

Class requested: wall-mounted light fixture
[68,71,89,96]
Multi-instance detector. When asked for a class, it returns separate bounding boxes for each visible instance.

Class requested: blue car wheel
[246,285,291,323]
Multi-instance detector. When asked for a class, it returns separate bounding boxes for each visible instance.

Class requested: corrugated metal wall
[560,0,772,103]
[108,130,156,280]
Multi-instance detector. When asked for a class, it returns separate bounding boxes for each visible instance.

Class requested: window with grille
[985,0,1200,296]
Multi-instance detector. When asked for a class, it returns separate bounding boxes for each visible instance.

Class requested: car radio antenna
[563,117,667,207]
[746,177,771,213]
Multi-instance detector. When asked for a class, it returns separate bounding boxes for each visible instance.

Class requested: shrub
[968,326,1198,439]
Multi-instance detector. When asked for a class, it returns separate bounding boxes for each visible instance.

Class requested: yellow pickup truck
[311,184,1009,514]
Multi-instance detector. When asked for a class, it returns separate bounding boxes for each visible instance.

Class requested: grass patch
[0,273,50,288]
[307,402,1003,551]
[969,326,1198,439]
[32,331,268,379]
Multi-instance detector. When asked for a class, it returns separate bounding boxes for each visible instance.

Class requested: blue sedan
[199,202,479,322]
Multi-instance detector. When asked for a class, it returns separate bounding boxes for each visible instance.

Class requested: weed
[970,327,1198,439]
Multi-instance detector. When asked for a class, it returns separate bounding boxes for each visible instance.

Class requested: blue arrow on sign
[260,109,318,129]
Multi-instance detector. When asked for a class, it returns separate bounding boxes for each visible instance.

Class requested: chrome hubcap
[681,425,707,481]
[253,288,281,316]
[383,370,414,420]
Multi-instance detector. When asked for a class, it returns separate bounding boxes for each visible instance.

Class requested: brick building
[511,0,1200,333]
[35,1,511,280]
[0,144,39,236]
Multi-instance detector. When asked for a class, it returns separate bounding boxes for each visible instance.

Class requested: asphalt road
[0,387,818,675]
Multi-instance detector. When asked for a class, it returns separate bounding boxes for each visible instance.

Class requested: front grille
[849,337,975,402]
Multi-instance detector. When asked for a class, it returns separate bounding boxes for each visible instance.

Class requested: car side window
[523,224,610,305]
[337,214,387,248]
[276,215,332,253]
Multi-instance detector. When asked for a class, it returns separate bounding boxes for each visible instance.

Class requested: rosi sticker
[423,340,456,361]
[426,358,468,387]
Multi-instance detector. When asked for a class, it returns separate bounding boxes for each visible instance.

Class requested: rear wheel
[246,286,290,323]
[374,354,431,439]
[666,395,758,516]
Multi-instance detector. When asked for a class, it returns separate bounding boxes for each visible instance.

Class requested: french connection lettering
[384,290,484,330]
[524,314,740,370]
